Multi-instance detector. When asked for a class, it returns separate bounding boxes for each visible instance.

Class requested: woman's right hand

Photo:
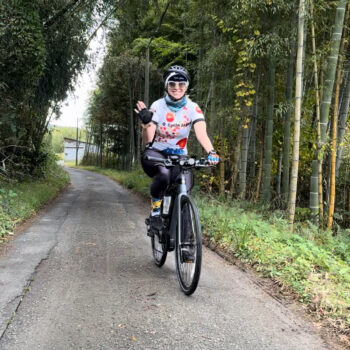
[134,100,146,113]
[134,100,153,124]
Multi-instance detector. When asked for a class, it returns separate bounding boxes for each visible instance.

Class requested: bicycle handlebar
[145,155,214,168]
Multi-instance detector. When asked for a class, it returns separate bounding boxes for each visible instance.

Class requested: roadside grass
[197,196,350,331]
[70,165,350,331]
[0,164,69,243]
[63,160,77,167]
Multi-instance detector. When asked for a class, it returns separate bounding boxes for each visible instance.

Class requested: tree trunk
[249,76,260,179]
[288,0,305,231]
[254,136,264,202]
[327,2,349,229]
[128,76,135,171]
[336,71,350,176]
[219,158,225,195]
[209,72,216,138]
[230,122,243,195]
[239,121,249,199]
[282,49,295,203]
[319,0,348,144]
[262,58,276,202]
[310,160,319,223]
[327,60,343,229]
[99,122,103,168]
[309,0,322,224]
[276,151,283,197]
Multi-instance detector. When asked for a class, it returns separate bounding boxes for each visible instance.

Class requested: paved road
[0,168,331,350]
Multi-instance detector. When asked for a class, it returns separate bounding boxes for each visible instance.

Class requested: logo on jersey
[166,112,175,122]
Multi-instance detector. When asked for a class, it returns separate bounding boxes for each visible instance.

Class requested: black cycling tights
[141,149,193,199]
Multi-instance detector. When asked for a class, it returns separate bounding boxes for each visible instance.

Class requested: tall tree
[288,0,305,230]
[336,71,350,176]
[262,58,276,202]
[327,2,349,229]
[282,51,295,203]
[309,0,322,223]
[319,0,348,144]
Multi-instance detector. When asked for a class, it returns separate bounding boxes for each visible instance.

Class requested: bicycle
[144,155,212,295]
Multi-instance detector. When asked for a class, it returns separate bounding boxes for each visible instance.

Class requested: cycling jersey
[150,97,205,155]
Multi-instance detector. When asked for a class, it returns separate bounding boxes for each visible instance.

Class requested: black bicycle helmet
[163,65,190,85]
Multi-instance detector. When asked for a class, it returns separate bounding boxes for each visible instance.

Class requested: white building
[63,137,97,162]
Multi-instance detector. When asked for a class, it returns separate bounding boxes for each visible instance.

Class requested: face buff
[164,93,187,112]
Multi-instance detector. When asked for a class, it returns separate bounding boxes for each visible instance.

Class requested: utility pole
[76,116,79,166]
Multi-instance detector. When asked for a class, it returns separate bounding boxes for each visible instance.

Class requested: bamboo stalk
[327,1,350,229]
[255,132,264,202]
[319,0,347,144]
[310,0,323,225]
[288,0,305,231]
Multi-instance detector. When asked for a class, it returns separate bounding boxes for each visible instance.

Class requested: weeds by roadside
[0,163,69,243]
[197,195,350,331]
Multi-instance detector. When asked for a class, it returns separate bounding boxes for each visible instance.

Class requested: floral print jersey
[150,97,205,155]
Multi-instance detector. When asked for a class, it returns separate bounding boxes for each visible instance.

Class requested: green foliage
[197,195,350,327]
[0,0,111,179]
[0,1,46,96]
[0,161,69,242]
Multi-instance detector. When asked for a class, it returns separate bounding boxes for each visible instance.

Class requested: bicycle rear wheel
[175,195,202,295]
[151,230,168,267]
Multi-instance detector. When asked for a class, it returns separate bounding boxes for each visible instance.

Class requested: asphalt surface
[0,167,332,350]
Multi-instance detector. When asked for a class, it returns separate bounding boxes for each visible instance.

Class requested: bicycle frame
[145,154,214,294]
[144,154,210,250]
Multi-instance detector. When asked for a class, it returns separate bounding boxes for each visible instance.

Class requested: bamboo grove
[83,0,350,230]
[2,0,350,231]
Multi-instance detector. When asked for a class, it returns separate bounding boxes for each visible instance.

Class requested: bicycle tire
[151,230,168,267]
[175,195,202,295]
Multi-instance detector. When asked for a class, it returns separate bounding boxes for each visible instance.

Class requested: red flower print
[195,105,203,114]
[176,138,187,149]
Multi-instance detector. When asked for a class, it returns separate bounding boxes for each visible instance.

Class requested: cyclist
[134,65,219,230]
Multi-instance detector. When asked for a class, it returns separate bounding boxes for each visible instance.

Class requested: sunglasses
[168,81,187,89]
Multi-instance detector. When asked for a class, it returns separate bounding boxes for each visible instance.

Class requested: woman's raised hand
[134,101,153,125]
[134,100,147,114]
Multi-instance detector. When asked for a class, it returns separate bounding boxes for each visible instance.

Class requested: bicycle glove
[208,150,219,163]
[138,108,153,124]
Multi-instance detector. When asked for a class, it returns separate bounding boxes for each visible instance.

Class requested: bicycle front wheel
[175,195,202,295]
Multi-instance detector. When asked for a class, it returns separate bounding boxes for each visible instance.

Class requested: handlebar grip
[145,155,167,162]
